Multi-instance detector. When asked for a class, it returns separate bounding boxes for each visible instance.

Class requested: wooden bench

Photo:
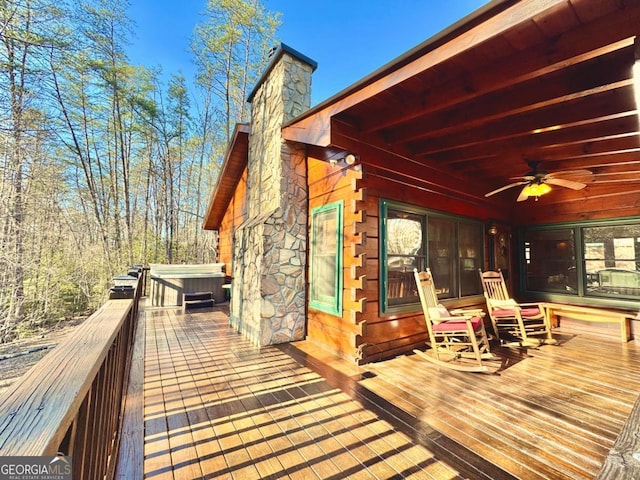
[545,303,636,342]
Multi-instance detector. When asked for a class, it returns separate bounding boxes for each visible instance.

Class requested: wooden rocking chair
[479,269,554,346]
[413,268,495,372]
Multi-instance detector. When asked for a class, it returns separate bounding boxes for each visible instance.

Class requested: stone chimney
[230,44,316,346]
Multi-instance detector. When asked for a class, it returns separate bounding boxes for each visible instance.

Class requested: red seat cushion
[433,316,483,332]
[493,307,541,317]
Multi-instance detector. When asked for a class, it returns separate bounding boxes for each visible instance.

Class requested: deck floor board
[127,305,640,479]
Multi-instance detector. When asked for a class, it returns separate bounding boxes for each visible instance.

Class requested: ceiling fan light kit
[521,182,551,200]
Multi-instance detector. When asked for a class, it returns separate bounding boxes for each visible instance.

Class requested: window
[583,224,640,298]
[521,220,640,302]
[380,200,484,315]
[309,201,343,315]
[523,228,577,294]
[385,209,425,309]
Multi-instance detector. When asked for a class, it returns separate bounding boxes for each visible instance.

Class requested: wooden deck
[119,305,640,479]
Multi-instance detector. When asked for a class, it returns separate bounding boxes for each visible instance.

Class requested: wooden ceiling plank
[570,0,621,24]
[531,0,580,38]
[432,115,638,168]
[500,18,547,51]
[478,152,640,186]
[552,151,640,171]
[410,87,634,157]
[534,136,640,162]
[429,115,639,183]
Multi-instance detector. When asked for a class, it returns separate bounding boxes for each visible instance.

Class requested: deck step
[183,299,215,310]
[183,291,213,301]
[182,291,214,311]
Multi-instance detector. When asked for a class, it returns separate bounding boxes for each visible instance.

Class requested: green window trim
[309,201,343,316]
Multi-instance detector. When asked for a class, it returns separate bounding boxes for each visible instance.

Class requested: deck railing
[0,269,144,480]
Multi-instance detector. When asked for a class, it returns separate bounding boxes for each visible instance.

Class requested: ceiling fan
[485,161,592,202]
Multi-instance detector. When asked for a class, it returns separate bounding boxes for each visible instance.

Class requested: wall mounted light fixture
[328,153,358,166]
[345,153,357,165]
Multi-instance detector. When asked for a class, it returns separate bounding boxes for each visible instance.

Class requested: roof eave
[202,123,250,230]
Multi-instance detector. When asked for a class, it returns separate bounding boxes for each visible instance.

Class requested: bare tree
[0,0,59,340]
[191,0,281,140]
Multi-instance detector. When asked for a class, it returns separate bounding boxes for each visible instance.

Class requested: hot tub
[150,263,226,306]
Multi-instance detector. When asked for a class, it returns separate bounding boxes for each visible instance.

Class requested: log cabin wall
[506,174,640,340]
[311,135,512,364]
[360,157,506,363]
[217,166,248,275]
[307,156,367,360]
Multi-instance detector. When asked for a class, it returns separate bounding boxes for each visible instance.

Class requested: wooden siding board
[306,319,359,359]
[515,183,640,225]
[203,124,249,230]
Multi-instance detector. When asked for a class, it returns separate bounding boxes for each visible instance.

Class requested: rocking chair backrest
[414,268,438,306]
[414,268,438,340]
[413,268,448,321]
[479,269,512,302]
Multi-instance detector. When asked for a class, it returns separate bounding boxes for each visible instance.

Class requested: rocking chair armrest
[436,315,473,322]
[489,299,519,309]
[450,308,485,317]
[519,302,547,313]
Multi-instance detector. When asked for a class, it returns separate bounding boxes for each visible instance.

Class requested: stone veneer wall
[229,48,313,346]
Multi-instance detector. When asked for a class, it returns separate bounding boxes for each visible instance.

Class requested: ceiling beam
[430,114,638,168]
[359,5,640,135]
[383,46,634,146]
[410,86,635,157]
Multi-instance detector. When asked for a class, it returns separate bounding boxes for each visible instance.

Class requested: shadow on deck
[118,304,640,479]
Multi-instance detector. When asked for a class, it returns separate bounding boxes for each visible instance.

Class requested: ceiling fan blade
[485,181,528,197]
[546,169,592,178]
[516,185,530,202]
[545,177,586,190]
[509,175,536,181]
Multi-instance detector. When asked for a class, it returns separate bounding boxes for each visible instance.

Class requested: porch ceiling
[283,0,640,209]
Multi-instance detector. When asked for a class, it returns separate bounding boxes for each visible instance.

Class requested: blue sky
[126,0,489,106]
